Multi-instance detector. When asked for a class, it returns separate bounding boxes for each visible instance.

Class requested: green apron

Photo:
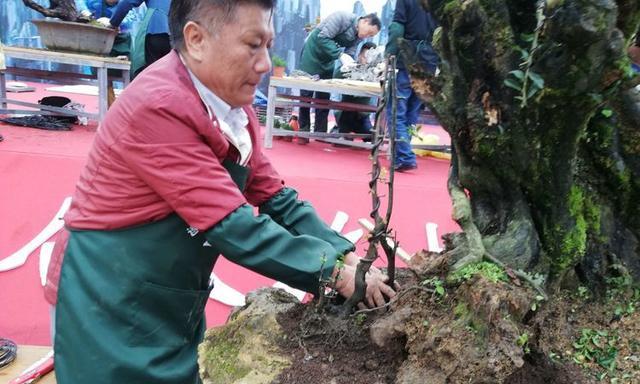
[130,7,157,77]
[54,162,250,384]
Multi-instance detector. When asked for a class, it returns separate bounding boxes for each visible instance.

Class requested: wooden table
[0,46,131,122]
[0,345,56,383]
[264,76,382,148]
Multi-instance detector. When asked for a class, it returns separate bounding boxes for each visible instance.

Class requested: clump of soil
[272,255,640,383]
[274,303,406,384]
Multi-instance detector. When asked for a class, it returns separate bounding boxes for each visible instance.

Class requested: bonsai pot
[31,19,117,55]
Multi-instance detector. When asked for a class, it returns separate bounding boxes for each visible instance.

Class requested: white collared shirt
[182,57,253,166]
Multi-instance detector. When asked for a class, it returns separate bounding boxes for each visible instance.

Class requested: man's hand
[339,53,357,73]
[334,255,397,308]
[96,17,113,28]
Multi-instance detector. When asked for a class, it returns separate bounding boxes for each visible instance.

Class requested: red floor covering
[0,83,457,346]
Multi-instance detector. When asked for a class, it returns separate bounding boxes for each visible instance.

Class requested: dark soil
[270,259,640,384]
[274,300,407,384]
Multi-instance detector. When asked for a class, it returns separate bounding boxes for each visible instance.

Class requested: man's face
[197,5,274,107]
[357,20,379,39]
[358,48,370,64]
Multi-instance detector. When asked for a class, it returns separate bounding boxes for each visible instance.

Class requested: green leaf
[435,285,445,296]
[601,109,613,118]
[504,78,522,91]
[527,86,539,99]
[510,70,525,80]
[528,71,544,89]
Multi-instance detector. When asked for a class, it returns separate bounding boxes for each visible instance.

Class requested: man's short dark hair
[361,41,377,51]
[169,0,277,50]
[361,13,381,31]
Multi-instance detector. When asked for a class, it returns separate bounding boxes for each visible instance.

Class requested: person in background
[296,12,381,144]
[385,0,439,172]
[76,0,135,58]
[97,0,171,78]
[47,1,396,383]
[331,41,377,142]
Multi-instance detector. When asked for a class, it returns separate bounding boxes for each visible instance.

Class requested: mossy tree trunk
[408,0,640,292]
[22,0,88,22]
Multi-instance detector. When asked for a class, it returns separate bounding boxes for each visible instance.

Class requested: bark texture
[22,0,88,22]
[407,0,640,290]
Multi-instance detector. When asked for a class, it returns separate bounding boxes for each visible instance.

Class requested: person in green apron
[48,1,397,383]
[97,0,171,78]
[296,12,381,144]
[331,41,377,141]
[77,0,134,58]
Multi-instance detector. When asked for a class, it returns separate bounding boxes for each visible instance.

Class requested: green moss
[454,302,469,319]
[200,324,251,383]
[551,186,588,272]
[443,0,460,16]
[584,195,601,238]
[450,261,508,284]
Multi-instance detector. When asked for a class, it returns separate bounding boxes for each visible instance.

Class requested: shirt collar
[179,53,240,122]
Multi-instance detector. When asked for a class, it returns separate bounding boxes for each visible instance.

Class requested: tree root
[448,145,548,301]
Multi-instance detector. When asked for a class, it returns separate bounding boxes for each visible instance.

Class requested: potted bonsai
[271,55,287,78]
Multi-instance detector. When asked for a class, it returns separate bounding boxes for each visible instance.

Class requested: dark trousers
[135,33,171,77]
[298,90,330,133]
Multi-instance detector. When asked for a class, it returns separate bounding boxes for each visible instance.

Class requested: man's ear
[183,21,206,62]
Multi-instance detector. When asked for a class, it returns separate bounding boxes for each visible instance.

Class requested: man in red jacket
[48,1,396,383]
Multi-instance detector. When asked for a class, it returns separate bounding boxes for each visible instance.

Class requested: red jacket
[45,51,284,304]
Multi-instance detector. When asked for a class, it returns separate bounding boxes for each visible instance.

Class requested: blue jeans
[388,68,421,167]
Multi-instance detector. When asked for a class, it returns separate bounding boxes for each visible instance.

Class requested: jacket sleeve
[75,0,89,13]
[242,108,286,206]
[205,204,339,294]
[385,22,405,57]
[109,0,143,27]
[259,187,355,256]
[316,12,353,61]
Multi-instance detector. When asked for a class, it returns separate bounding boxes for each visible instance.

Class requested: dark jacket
[386,0,439,72]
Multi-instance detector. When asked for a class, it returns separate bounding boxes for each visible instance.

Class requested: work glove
[80,10,92,18]
[339,53,357,72]
[96,17,112,28]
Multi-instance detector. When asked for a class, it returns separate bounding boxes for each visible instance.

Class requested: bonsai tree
[404,0,640,293]
[22,0,91,23]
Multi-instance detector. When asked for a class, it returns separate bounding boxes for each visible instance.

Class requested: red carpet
[0,83,456,346]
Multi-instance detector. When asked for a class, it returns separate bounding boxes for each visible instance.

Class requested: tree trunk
[407,0,640,292]
[22,0,88,22]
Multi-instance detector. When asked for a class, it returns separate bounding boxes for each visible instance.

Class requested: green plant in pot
[271,55,286,77]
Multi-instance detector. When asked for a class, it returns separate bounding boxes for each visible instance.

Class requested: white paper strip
[358,218,412,262]
[39,242,55,287]
[208,272,246,307]
[343,228,364,244]
[425,222,443,252]
[330,211,349,232]
[0,197,71,272]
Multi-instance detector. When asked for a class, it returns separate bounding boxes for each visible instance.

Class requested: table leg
[122,69,130,88]
[264,84,277,148]
[0,70,6,110]
[97,67,108,121]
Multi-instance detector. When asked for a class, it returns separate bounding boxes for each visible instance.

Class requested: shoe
[394,163,417,172]
[297,137,309,145]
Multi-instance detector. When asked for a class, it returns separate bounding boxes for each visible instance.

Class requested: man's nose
[255,47,271,74]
